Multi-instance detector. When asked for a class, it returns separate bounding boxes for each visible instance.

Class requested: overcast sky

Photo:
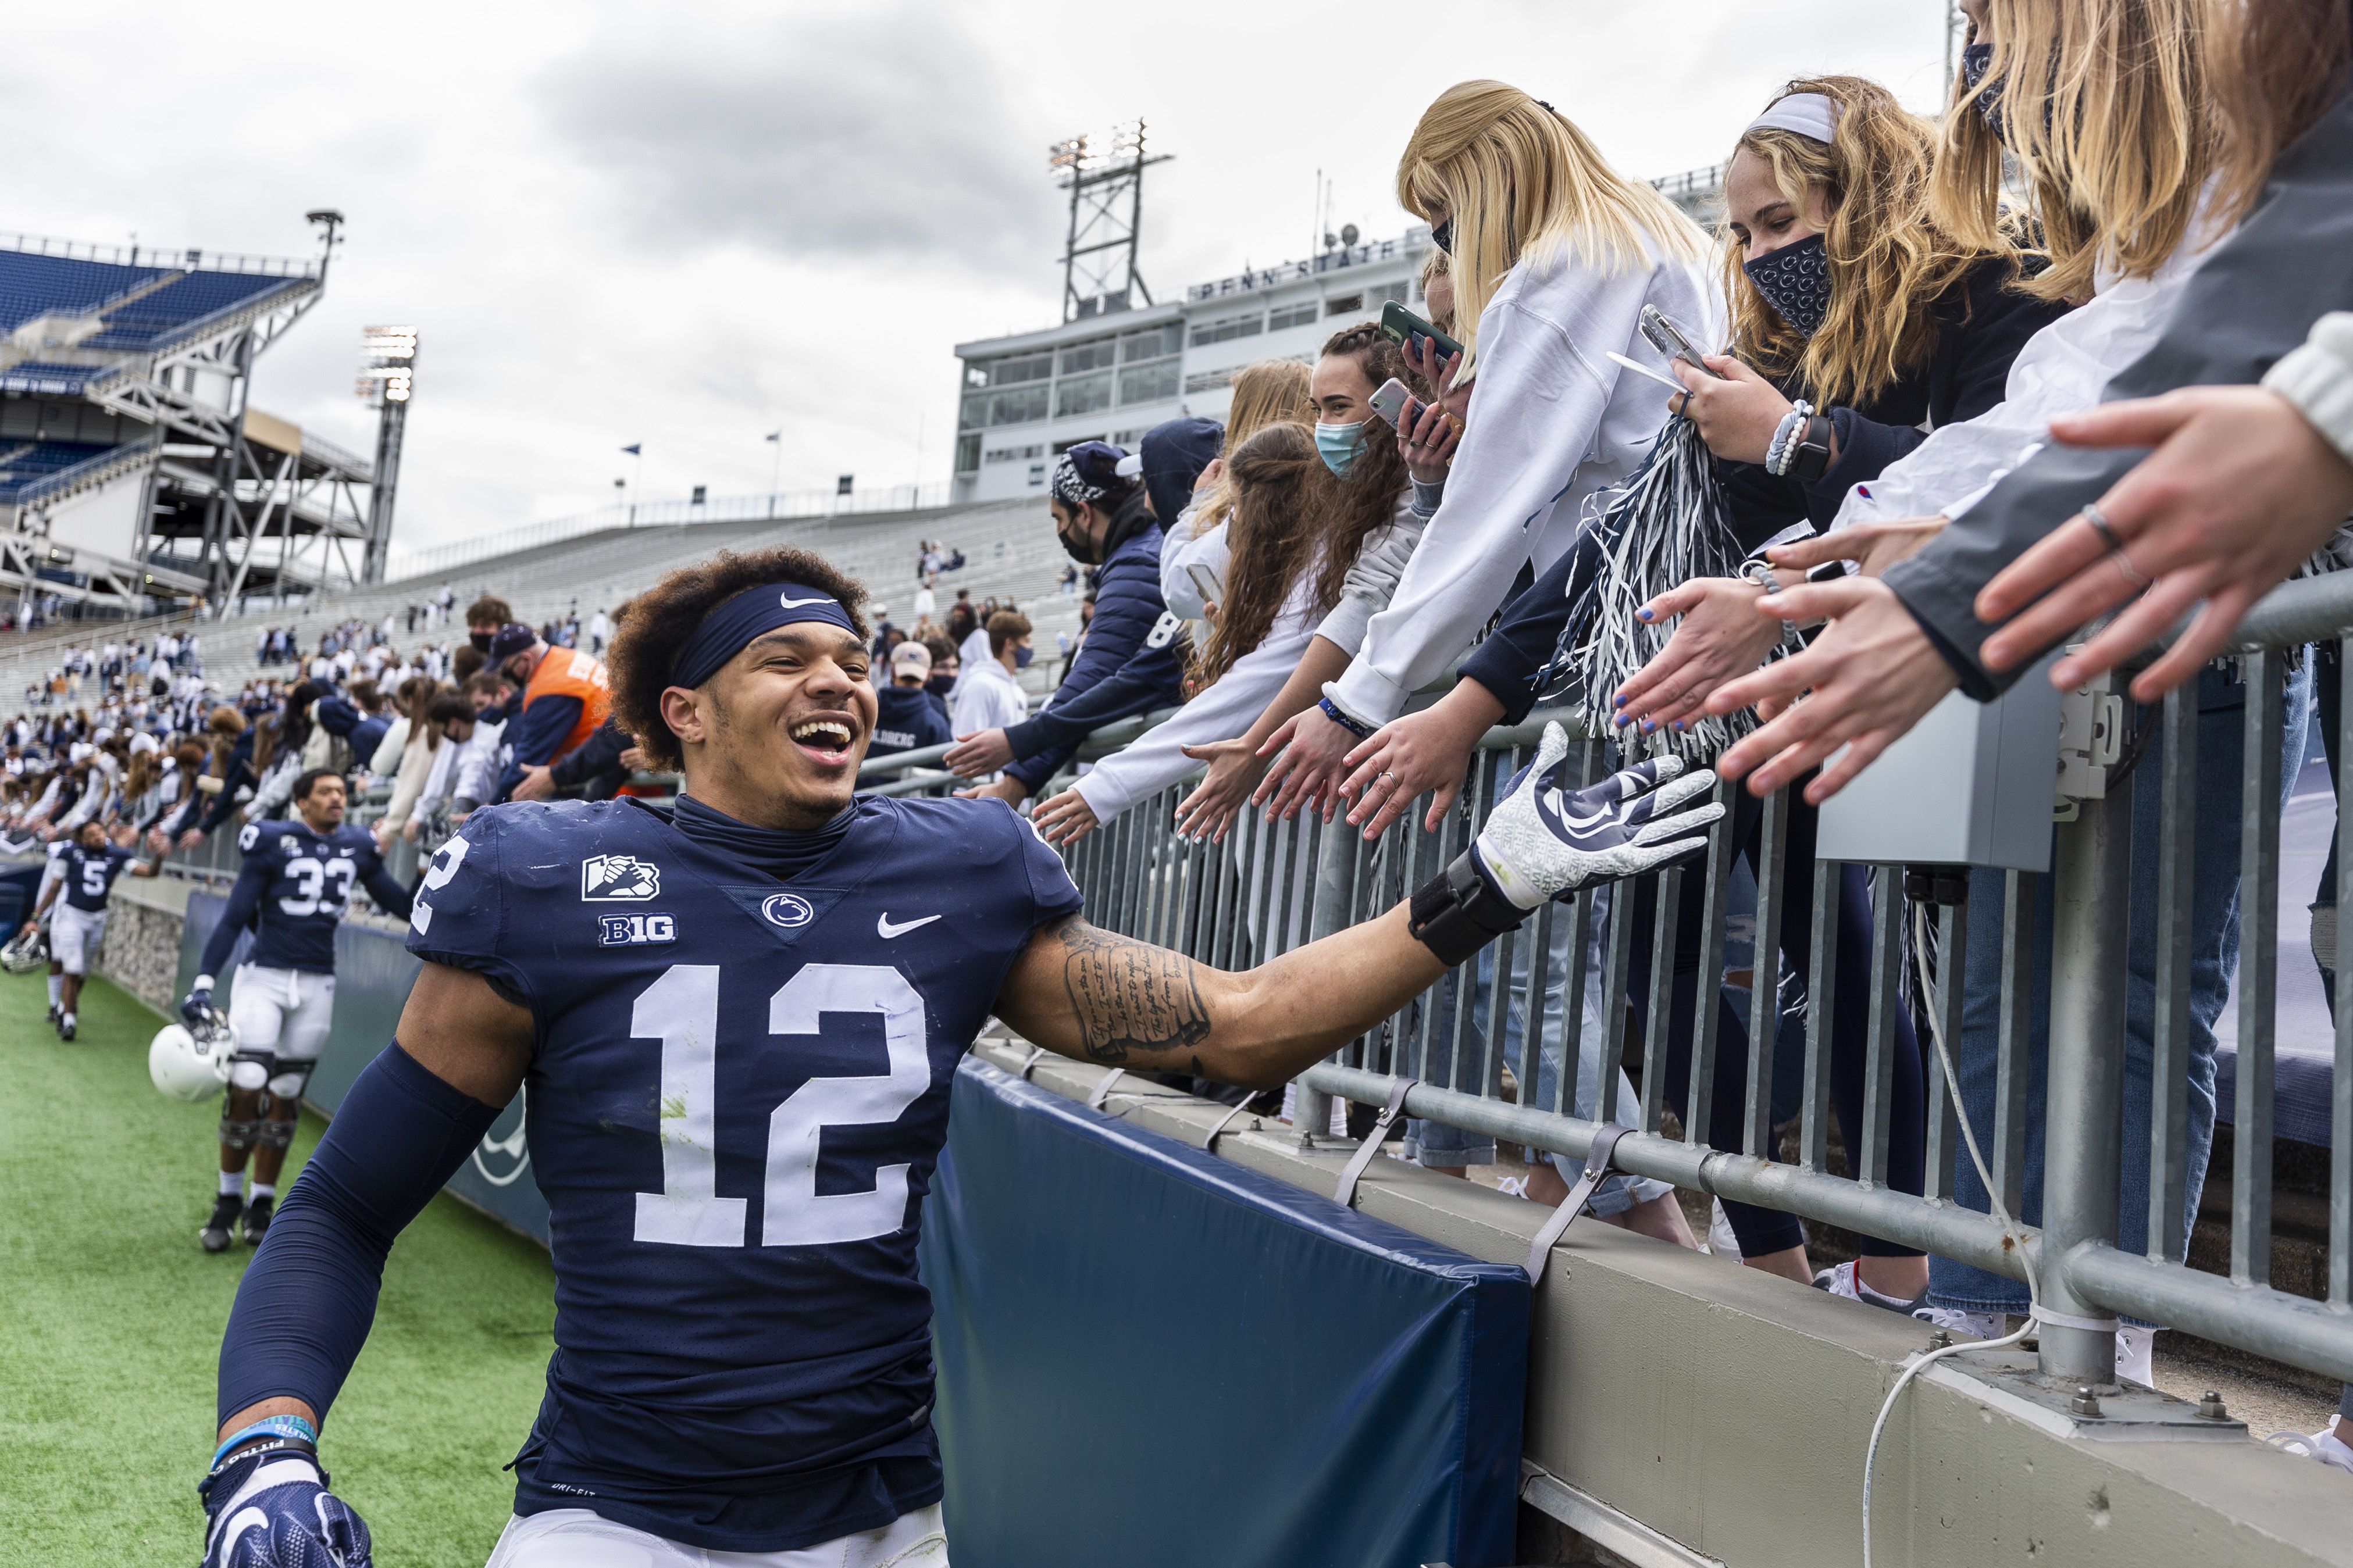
[8,1,1953,556]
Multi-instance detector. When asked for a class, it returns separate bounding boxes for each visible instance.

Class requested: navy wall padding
[922,1058,1530,1568]
[179,890,550,1242]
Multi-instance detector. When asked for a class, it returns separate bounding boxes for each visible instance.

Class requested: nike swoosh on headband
[778,594,836,609]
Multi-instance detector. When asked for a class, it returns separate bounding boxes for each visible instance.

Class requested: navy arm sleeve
[548,718,627,789]
[1454,530,1606,726]
[217,1042,503,1427]
[197,755,255,836]
[198,844,272,978]
[360,846,413,923]
[495,695,584,798]
[1005,567,1179,791]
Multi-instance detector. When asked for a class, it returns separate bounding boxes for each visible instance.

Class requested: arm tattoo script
[1050,917,1212,1066]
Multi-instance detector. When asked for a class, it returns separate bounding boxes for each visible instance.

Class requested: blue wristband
[1317,697,1375,741]
[212,1414,318,1469]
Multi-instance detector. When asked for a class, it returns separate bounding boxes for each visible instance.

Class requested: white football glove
[1473,722,1725,909]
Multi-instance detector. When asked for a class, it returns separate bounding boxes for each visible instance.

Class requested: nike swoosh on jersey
[778,594,835,609]
[877,912,942,939]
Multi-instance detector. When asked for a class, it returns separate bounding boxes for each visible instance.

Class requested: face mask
[1315,420,1367,478]
[927,673,956,698]
[1014,645,1035,670]
[1959,41,2001,133]
[1744,233,1831,340]
[1430,215,1453,255]
[1056,508,1102,566]
[469,630,492,652]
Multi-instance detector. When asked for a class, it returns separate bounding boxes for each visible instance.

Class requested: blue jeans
[1931,662,2310,1313]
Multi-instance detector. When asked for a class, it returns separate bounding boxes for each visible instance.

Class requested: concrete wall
[95,876,189,1015]
[972,1041,2353,1568]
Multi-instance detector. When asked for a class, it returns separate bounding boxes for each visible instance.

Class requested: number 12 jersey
[405,794,1081,1553]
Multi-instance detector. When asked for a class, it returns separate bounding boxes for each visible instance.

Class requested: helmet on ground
[1,923,47,974]
[150,1014,237,1102]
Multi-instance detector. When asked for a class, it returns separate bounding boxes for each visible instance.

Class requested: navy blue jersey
[405,795,1082,1552]
[199,819,413,977]
[58,841,137,912]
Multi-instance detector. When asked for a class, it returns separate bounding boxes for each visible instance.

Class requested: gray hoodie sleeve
[1882,83,2353,700]
[1314,491,1429,658]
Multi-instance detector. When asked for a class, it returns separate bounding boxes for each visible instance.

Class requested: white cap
[1114,452,1145,478]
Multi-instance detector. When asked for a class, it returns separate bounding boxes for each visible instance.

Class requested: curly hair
[607,547,871,771]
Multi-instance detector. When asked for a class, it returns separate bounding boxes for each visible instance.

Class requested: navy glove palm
[182,986,215,1024]
[201,1447,372,1568]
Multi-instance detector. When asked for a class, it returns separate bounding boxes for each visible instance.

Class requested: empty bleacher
[0,251,166,331]
[80,267,305,352]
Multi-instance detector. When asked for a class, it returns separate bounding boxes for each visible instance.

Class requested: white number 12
[631,962,931,1249]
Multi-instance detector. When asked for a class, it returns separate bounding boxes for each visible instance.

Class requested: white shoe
[1706,1198,1741,1260]
[1913,1304,2005,1341]
[1814,1260,1927,1316]
[2270,1426,2353,1473]
[1495,1176,1528,1198]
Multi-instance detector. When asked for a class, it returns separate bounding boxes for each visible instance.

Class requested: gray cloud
[537,5,1061,280]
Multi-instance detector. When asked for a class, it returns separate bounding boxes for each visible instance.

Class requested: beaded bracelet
[1765,400,1816,477]
[1317,695,1375,741]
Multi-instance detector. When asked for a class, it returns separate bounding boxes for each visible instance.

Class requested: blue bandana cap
[1050,441,1131,509]
[671,582,860,691]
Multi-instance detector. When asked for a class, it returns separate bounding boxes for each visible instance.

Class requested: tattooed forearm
[1049,916,1213,1064]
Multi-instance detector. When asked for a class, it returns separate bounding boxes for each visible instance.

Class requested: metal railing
[1028,573,2353,1396]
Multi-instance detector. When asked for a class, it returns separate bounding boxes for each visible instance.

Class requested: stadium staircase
[0,495,1083,717]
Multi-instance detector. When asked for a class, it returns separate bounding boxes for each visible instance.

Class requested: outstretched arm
[994,906,1442,1089]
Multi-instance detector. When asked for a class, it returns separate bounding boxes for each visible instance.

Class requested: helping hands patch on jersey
[582,854,661,901]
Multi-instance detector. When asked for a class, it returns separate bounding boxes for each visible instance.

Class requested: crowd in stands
[898,1,2353,1455]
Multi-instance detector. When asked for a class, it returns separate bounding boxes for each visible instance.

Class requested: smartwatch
[1787,415,1836,484]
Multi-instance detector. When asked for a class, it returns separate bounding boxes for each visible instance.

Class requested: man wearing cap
[945,429,1209,803]
[872,640,952,756]
[487,622,612,804]
[195,541,1720,1567]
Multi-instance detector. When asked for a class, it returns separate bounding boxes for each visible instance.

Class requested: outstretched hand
[1336,683,1503,840]
[1766,517,1947,580]
[1252,706,1356,823]
[1710,576,1958,803]
[1171,737,1265,843]
[1975,386,2353,701]
[944,728,1014,778]
[1031,788,1101,846]
[1611,577,1778,734]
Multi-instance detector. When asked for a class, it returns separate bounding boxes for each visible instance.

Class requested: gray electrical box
[1814,654,2061,871]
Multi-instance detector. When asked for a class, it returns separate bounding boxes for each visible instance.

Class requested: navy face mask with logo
[1960,41,2003,134]
[1744,233,1831,340]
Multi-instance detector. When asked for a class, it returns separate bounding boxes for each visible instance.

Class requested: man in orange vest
[486,623,610,803]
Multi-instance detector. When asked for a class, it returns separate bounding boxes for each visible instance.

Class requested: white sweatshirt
[1332,235,1723,726]
[1833,190,2235,530]
[2266,312,2353,467]
[951,658,1029,737]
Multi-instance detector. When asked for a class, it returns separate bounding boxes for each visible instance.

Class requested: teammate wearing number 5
[199,547,1718,1568]
[183,768,412,1257]
[27,817,163,1040]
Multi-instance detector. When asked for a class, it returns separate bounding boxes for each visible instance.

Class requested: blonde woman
[1157,359,1315,622]
[1277,80,1721,817]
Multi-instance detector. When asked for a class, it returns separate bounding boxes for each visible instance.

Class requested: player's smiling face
[673,625,878,829]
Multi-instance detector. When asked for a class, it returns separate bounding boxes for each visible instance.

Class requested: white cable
[1859,905,2047,1568]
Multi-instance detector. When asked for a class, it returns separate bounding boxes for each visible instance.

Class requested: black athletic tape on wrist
[1407,850,1527,967]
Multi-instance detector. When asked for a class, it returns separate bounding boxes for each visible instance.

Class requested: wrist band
[211,1414,317,1469]
[1407,851,1528,967]
[1764,399,1815,477]
[1317,696,1375,742]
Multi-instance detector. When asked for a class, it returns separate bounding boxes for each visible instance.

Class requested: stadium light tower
[1048,120,1170,324]
[354,324,415,584]
[307,208,345,283]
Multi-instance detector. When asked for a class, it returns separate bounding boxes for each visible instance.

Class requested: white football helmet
[150,1014,237,1102]
[1,922,47,974]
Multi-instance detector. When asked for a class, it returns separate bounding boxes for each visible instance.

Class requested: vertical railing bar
[1801,858,1839,1173]
[1520,894,1556,1119]
[1478,745,1520,1101]
[2233,647,2281,1289]
[1925,895,1966,1202]
[1446,751,1494,1092]
[1210,814,1245,972]
[1555,888,1590,1117]
[1178,828,1208,960]
[1641,867,1682,1135]
[1685,778,1735,1148]
[1859,863,1902,1189]
[1745,785,1787,1157]
[2336,633,2353,1305]
[1599,867,1637,1126]
[2149,683,2198,1261]
[1994,870,2035,1213]
[1268,811,1300,958]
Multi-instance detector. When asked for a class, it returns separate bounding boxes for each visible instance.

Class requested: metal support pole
[1291,795,1364,1146]
[2038,785,2134,1387]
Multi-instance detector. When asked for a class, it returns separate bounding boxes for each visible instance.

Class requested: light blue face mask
[1315,419,1368,478]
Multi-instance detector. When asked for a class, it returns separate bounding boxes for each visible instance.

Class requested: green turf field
[0,970,555,1566]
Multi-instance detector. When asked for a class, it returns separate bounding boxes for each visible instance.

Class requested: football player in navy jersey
[183,769,413,1254]
[25,817,162,1038]
[198,545,1719,1568]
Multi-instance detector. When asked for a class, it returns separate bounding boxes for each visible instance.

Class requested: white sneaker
[1706,1198,1741,1260]
[1495,1176,1528,1198]
[2266,1427,2353,1473]
[1913,1304,2005,1341]
[1814,1260,1928,1315]
[2114,1324,2159,1389]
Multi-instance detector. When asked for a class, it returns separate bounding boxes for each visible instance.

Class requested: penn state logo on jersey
[583,853,660,901]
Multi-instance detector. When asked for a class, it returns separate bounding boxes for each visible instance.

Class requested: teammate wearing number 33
[201,545,1719,1568]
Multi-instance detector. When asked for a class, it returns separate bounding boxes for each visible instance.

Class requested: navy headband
[671,582,858,690]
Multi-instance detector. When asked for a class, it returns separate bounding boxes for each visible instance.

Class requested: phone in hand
[1639,305,1725,379]
[1379,301,1466,365]
[1183,563,1224,607]
[1368,377,1464,434]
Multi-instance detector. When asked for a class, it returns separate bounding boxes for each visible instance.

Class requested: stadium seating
[0,252,165,332]
[0,494,1085,716]
[0,442,125,502]
[80,268,304,352]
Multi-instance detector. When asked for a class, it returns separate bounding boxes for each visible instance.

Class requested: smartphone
[1378,300,1466,365]
[1639,305,1724,378]
[1184,563,1223,606]
[1367,377,1464,434]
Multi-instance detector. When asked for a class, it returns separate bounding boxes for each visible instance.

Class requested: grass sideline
[0,971,554,1566]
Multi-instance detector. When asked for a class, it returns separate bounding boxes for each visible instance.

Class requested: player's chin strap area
[1407,851,1528,967]
[1523,1124,1630,1287]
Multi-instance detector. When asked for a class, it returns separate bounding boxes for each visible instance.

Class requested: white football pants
[49,904,106,976]
[484,1504,947,1567]
[226,965,337,1063]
